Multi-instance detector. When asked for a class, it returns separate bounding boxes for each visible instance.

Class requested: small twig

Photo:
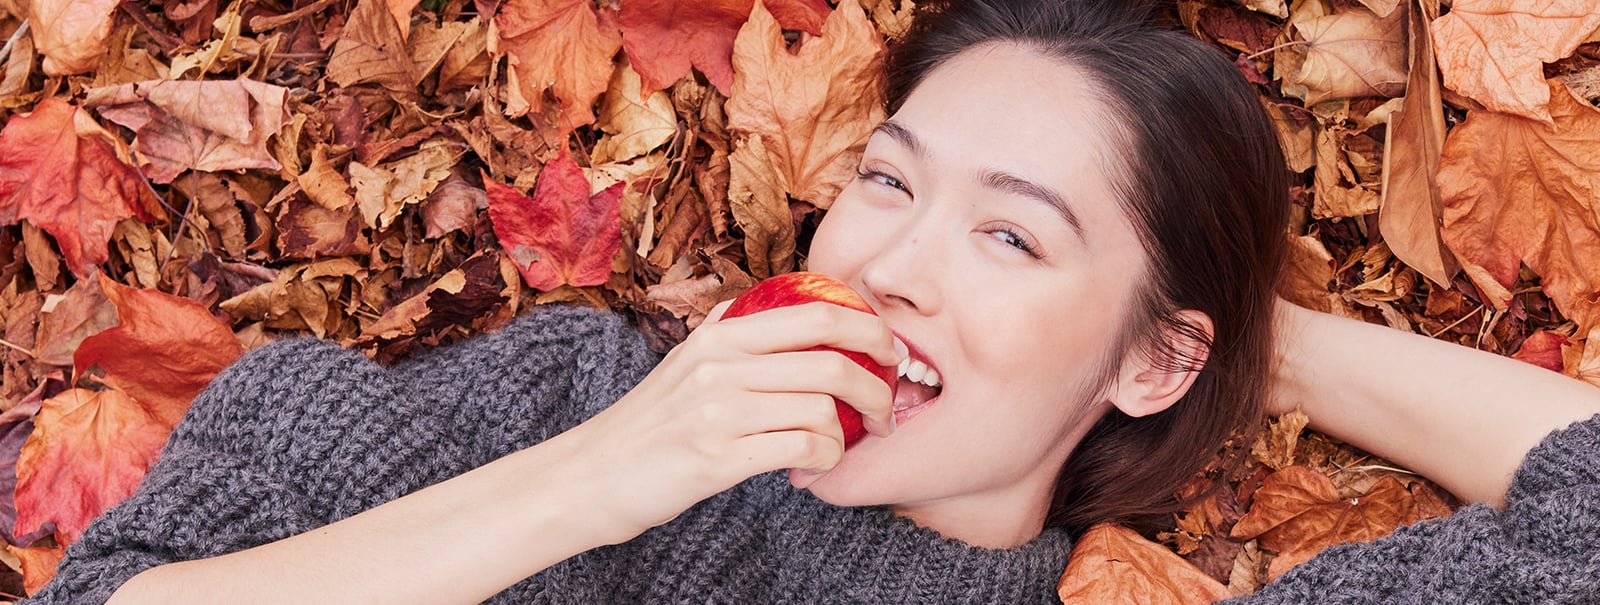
[119,1,185,51]
[1427,303,1485,339]
[0,337,33,357]
[0,19,29,66]
[1245,40,1310,62]
[249,0,342,32]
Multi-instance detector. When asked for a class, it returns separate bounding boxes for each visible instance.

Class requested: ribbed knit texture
[26,305,1600,604]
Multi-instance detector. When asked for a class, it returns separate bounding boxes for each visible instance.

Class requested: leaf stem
[0,19,28,65]
[1244,40,1310,62]
[0,337,33,357]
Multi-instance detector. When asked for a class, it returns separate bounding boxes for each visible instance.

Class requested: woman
[31,0,1600,603]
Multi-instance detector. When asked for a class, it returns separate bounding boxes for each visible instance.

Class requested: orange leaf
[7,543,65,596]
[726,0,885,210]
[1058,523,1230,605]
[84,78,290,185]
[73,275,244,426]
[1431,0,1600,122]
[1379,0,1458,287]
[617,0,831,94]
[1230,466,1414,581]
[29,0,120,76]
[493,0,622,134]
[0,97,154,276]
[1439,80,1600,331]
[14,387,170,543]
[483,151,625,291]
[1512,331,1571,373]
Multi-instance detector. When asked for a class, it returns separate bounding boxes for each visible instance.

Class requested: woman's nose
[858,223,943,316]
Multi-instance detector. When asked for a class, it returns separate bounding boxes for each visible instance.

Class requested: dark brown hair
[884,0,1289,534]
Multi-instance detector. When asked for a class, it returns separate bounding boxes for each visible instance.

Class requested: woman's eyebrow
[978,169,1086,242]
[872,120,928,158]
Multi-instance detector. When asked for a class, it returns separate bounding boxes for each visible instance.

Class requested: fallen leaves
[0,98,155,276]
[1289,6,1407,105]
[85,78,291,184]
[492,0,622,134]
[1439,80,1600,332]
[618,0,831,95]
[485,151,624,291]
[726,0,884,276]
[1431,0,1600,122]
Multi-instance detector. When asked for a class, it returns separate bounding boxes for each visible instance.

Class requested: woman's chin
[791,463,897,507]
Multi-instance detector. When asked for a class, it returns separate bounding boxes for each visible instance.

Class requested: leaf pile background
[0,0,1597,600]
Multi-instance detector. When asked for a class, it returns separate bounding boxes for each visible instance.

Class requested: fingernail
[893,336,909,361]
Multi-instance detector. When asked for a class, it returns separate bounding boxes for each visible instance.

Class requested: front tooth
[922,368,941,387]
[898,358,911,377]
[906,360,928,383]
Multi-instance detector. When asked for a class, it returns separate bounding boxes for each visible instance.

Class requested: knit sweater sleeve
[1224,413,1600,604]
[26,305,659,605]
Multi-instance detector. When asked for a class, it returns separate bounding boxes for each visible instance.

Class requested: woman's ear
[1108,310,1214,418]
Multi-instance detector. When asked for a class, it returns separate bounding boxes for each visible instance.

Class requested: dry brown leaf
[1431,0,1600,122]
[1311,121,1380,218]
[725,0,885,211]
[29,0,118,75]
[1235,0,1288,19]
[1379,0,1457,288]
[328,0,422,94]
[31,276,115,366]
[86,79,290,184]
[299,144,356,211]
[593,60,678,164]
[1440,79,1600,331]
[1289,5,1407,105]
[1251,408,1310,470]
[727,136,794,278]
[348,138,465,229]
[1058,523,1230,605]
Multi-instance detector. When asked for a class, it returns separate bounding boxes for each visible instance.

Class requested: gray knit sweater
[28,306,1600,604]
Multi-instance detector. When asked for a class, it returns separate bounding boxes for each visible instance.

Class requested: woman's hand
[566,300,906,544]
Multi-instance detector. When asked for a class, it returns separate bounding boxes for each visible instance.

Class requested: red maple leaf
[484,150,624,291]
[0,97,155,276]
[618,0,832,95]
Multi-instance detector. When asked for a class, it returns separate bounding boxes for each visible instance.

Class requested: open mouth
[893,355,943,425]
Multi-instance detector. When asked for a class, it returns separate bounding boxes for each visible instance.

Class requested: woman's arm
[1271,301,1600,506]
[97,301,901,604]
[109,429,612,604]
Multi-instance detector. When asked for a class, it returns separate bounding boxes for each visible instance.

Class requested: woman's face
[803,44,1151,546]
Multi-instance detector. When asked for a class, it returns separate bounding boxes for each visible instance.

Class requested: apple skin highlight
[720,272,899,447]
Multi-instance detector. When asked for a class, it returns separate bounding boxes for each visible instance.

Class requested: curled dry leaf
[7,543,63,595]
[483,150,624,291]
[1379,0,1458,288]
[349,138,465,229]
[1058,523,1230,605]
[86,78,291,184]
[0,97,155,276]
[1440,80,1600,331]
[28,0,118,76]
[617,0,831,95]
[493,0,622,133]
[31,274,116,366]
[1431,0,1600,122]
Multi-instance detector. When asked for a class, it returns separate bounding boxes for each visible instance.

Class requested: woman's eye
[988,227,1042,258]
[856,169,909,193]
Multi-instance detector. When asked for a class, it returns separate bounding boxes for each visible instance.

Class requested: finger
[728,351,895,437]
[704,299,735,324]
[715,302,905,368]
[711,391,849,444]
[726,430,844,480]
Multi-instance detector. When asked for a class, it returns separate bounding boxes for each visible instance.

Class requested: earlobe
[1109,310,1214,418]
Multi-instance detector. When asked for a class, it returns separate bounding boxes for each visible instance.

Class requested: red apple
[720,272,898,447]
